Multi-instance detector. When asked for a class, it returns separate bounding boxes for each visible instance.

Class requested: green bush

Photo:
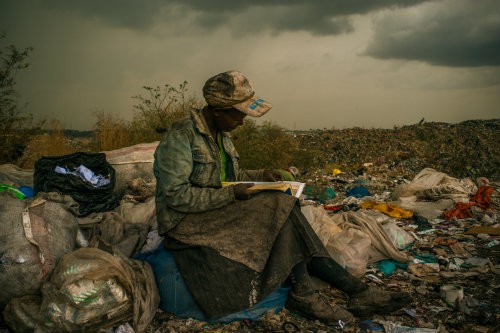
[232,119,319,174]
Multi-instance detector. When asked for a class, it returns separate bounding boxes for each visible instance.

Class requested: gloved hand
[233,183,257,200]
[262,169,283,181]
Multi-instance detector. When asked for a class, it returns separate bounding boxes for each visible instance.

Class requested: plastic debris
[346,186,372,198]
[0,183,25,199]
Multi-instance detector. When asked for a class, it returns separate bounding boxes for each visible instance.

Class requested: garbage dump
[0,130,499,333]
[137,162,499,333]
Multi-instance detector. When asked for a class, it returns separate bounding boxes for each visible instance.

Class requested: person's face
[213,107,247,132]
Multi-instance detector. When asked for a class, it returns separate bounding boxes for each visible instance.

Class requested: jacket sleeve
[237,169,265,181]
[155,128,236,213]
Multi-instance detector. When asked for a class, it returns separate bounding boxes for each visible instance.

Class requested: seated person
[153,70,411,323]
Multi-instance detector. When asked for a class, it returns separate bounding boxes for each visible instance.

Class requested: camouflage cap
[202,70,272,117]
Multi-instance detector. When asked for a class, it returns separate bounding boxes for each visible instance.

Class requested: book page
[222,181,305,198]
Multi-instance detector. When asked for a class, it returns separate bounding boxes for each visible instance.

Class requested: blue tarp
[136,244,290,323]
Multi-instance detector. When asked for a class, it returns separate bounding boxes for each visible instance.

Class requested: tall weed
[131,81,201,141]
[17,120,73,167]
[92,110,131,151]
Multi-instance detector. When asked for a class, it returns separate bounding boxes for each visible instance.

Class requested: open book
[222,181,305,198]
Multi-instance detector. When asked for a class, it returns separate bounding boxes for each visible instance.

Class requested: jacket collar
[191,107,231,139]
[191,107,211,136]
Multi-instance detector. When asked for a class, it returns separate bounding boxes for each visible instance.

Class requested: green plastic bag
[0,184,25,199]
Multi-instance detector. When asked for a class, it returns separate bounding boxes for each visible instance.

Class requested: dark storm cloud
[6,0,497,69]
[39,0,167,29]
[178,0,432,35]
[187,5,356,36]
[36,0,430,35]
[365,0,500,67]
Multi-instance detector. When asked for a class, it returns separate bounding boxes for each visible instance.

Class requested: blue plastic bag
[346,186,372,198]
[19,186,35,198]
[378,259,408,276]
[136,245,290,322]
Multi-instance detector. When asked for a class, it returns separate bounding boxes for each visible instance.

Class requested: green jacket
[154,108,264,235]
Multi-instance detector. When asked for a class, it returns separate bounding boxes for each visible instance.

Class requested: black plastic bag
[34,152,119,216]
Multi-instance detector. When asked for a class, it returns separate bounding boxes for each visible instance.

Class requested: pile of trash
[0,140,499,333]
[294,119,499,180]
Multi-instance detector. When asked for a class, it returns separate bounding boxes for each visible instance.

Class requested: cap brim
[232,96,272,117]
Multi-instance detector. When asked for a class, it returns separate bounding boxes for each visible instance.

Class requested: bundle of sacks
[0,146,160,333]
[0,189,159,333]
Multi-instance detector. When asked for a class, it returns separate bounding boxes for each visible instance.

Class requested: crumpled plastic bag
[329,211,409,264]
[381,221,415,250]
[392,168,476,202]
[301,205,343,246]
[393,195,454,220]
[327,228,372,277]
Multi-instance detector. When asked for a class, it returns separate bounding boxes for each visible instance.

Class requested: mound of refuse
[295,119,499,180]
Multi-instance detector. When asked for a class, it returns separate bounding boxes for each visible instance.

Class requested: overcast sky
[1,0,499,130]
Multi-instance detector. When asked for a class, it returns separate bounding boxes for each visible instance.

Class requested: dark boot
[287,261,354,324]
[286,291,354,324]
[289,261,314,296]
[308,257,411,317]
[347,286,412,317]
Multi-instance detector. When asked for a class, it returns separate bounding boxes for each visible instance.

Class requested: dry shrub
[129,82,201,144]
[232,120,318,173]
[18,120,73,168]
[92,110,131,151]
[92,82,202,148]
